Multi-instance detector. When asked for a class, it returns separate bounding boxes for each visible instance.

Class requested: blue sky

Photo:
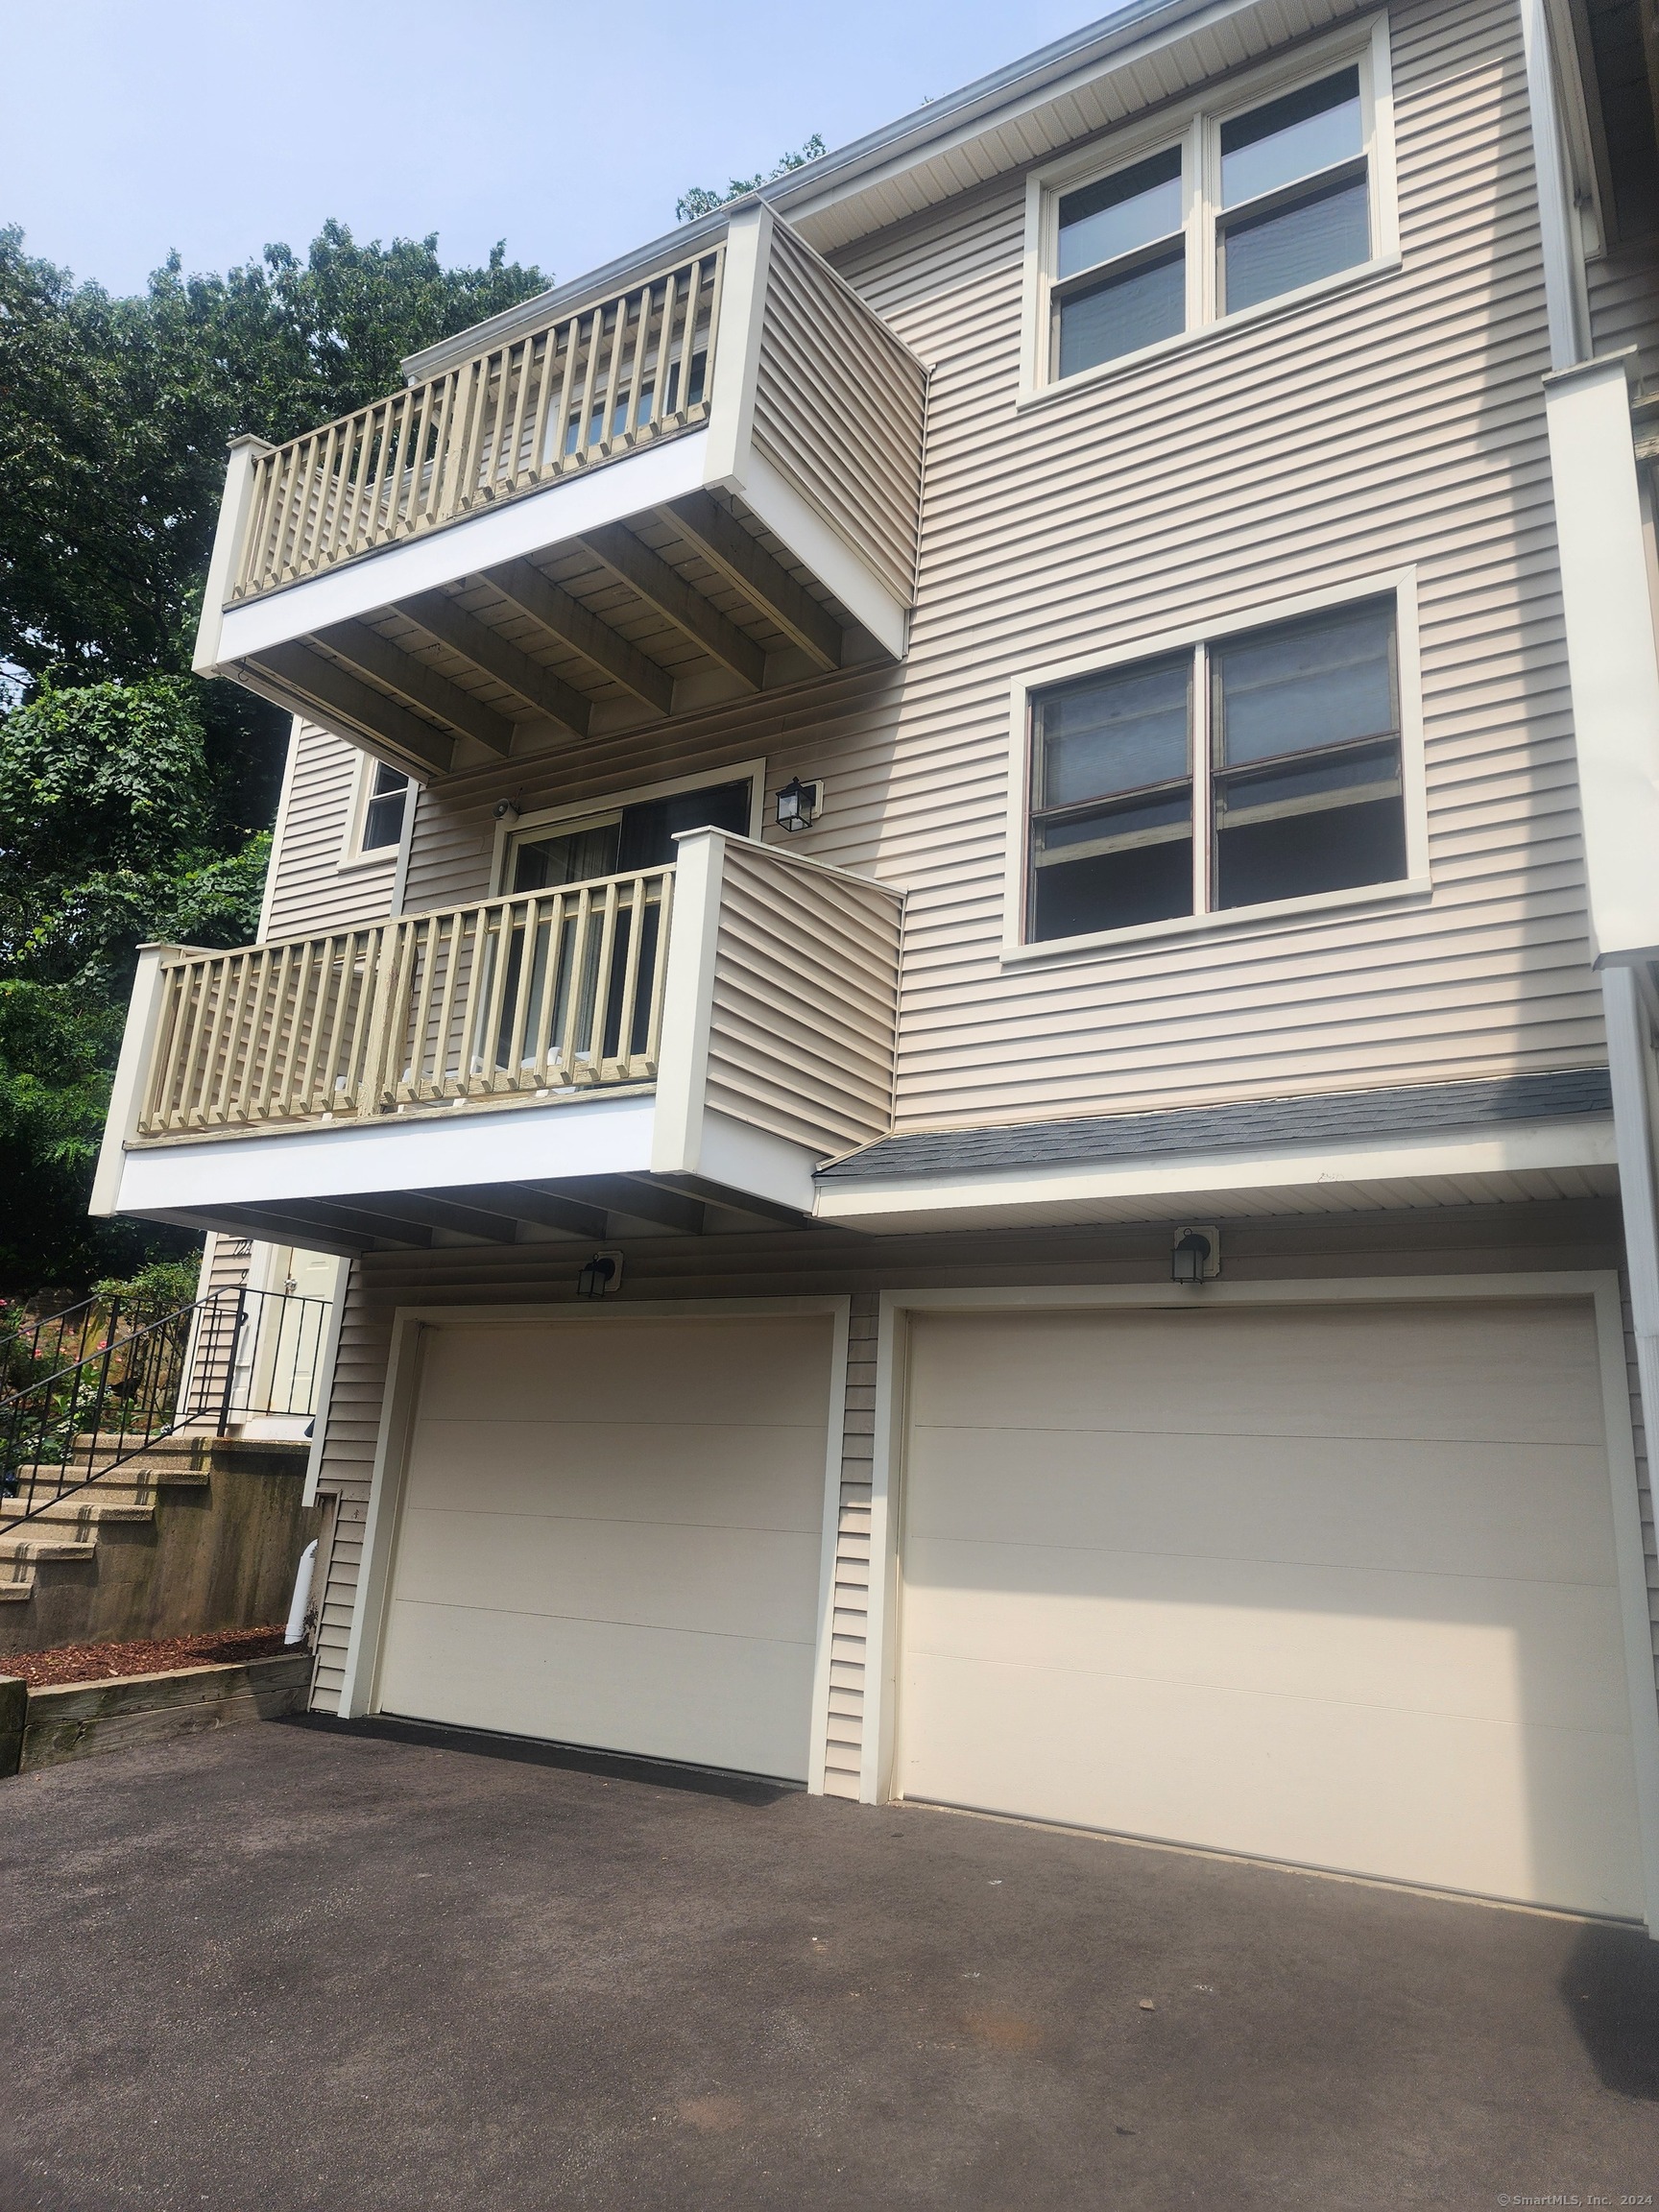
[0,1,1114,298]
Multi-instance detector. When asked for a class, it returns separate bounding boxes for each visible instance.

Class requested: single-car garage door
[899,1298,1647,1917]
[375,1310,833,1779]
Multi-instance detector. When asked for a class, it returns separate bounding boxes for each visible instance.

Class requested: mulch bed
[1,1623,290,1689]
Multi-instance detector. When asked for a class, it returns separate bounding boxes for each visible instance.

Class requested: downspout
[1605,966,1659,1503]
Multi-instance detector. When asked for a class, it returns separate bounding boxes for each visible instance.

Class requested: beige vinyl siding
[752,219,928,610]
[195,1230,255,1301]
[1587,239,1659,386]
[824,1290,878,1798]
[262,721,400,942]
[704,840,902,1156]
[370,0,1605,1137]
[301,1201,1653,1780]
[826,0,1604,1126]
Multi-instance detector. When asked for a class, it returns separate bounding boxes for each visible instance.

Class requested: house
[92,0,1659,1931]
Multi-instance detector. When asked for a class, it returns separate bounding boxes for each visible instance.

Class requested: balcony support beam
[312,619,516,755]
[488,557,674,716]
[397,590,592,737]
[245,1198,435,1251]
[576,523,765,690]
[464,1183,609,1239]
[245,644,455,778]
[553,1173,706,1236]
[664,492,842,670]
[365,1190,524,1243]
[182,1202,377,1259]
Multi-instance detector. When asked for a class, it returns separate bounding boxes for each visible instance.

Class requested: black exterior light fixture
[1171,1226,1220,1285]
[576,1249,624,1299]
[775,777,822,833]
[493,794,523,822]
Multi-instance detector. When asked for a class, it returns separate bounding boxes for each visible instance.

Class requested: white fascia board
[113,1094,657,1216]
[1544,353,1659,965]
[737,448,907,659]
[699,1110,821,1214]
[814,1115,1620,1228]
[213,433,711,666]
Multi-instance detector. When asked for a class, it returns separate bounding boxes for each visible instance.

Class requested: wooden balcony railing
[230,248,724,602]
[135,867,675,1136]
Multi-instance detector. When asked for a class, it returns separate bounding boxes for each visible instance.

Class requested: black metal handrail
[0,1286,332,1528]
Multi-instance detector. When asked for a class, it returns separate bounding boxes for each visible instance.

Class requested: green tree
[0,680,271,1287]
[676,133,826,223]
[0,223,548,1293]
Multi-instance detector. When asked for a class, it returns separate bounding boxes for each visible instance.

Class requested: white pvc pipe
[284,1538,318,1647]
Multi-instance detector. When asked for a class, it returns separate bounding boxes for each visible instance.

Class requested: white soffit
[779,0,1370,255]
[814,1118,1621,1232]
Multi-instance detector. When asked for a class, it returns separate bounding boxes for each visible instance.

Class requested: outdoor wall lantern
[1170,1227,1220,1285]
[775,777,823,833]
[576,1249,624,1299]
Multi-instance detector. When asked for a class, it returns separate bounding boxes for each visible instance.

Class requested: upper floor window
[360,763,412,853]
[1024,594,1412,946]
[1032,26,1394,394]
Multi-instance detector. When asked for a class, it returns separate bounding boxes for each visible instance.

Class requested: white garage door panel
[911,1305,1608,1446]
[408,1416,827,1528]
[391,1510,821,1642]
[415,1316,819,1428]
[903,1647,1640,1914]
[907,1429,1619,1585]
[381,1602,816,1779]
[905,1551,1630,1733]
[376,1312,832,1780]
[900,1301,1646,1917]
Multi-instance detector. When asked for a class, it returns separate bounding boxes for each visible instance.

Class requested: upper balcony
[192,209,929,778]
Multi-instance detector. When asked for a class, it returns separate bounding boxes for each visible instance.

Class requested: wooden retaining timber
[0,1653,311,1777]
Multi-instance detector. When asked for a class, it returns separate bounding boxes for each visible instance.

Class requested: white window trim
[999,566,1430,966]
[339,751,416,876]
[857,1270,1659,1936]
[487,757,769,897]
[1018,12,1400,411]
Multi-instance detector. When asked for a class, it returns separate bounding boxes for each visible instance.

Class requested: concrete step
[0,1531,98,1565]
[0,1498,156,1528]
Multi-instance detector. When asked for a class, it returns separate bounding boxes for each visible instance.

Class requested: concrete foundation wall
[0,1443,323,1659]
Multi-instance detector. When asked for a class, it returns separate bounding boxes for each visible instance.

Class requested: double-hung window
[1034,30,1391,391]
[1024,596,1411,945]
[356,762,411,855]
[1054,150,1188,377]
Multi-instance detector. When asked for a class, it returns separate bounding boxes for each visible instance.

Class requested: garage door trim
[337,1296,851,1791]
[860,1271,1659,1929]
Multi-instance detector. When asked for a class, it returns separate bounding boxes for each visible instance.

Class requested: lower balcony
[92,831,902,1251]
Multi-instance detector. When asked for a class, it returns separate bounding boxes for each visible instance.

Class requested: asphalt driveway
[2,1717,1656,2210]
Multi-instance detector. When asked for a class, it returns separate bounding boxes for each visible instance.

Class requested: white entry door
[375,1310,833,1780]
[898,1298,1647,1917]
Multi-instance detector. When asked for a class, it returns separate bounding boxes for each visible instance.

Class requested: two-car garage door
[898,1298,1647,1919]
[374,1311,832,1781]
